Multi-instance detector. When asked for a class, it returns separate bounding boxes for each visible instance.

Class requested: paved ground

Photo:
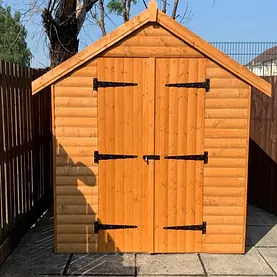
[0,205,277,277]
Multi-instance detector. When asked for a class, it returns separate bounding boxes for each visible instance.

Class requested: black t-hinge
[93,78,138,91]
[94,221,137,234]
[165,79,210,92]
[164,221,206,234]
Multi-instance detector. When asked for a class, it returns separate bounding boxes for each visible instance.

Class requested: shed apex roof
[32,0,271,96]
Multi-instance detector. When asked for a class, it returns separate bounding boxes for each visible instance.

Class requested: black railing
[210,42,277,76]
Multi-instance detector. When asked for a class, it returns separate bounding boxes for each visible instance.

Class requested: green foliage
[0,4,31,66]
[107,0,137,16]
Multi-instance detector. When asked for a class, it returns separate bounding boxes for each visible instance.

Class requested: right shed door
[154,58,206,253]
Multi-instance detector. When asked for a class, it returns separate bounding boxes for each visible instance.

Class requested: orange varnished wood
[154,58,206,252]
[97,58,151,252]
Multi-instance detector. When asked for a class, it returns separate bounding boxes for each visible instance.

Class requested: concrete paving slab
[18,227,54,248]
[247,226,277,247]
[0,246,69,276]
[0,275,65,277]
[67,253,135,276]
[246,235,253,246]
[247,204,264,212]
[258,248,277,274]
[247,211,277,226]
[200,247,275,275]
[136,254,204,276]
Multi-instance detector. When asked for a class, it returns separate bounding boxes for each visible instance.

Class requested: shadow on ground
[0,143,137,277]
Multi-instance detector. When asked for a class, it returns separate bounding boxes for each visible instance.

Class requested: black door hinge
[93,78,138,91]
[94,221,137,234]
[165,79,210,92]
[94,151,138,163]
[164,221,206,234]
[164,151,208,164]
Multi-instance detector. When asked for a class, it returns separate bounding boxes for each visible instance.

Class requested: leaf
[107,0,124,15]
[0,3,31,66]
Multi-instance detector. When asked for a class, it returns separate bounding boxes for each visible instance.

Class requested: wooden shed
[32,0,271,254]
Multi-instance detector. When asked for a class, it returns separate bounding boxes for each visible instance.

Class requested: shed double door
[97,57,206,253]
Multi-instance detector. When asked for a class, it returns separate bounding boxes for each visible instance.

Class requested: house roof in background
[247,46,277,65]
[32,0,271,96]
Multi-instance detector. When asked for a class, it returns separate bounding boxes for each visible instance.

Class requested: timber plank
[204,168,246,178]
[57,243,97,253]
[206,158,246,168]
[102,46,203,58]
[55,87,96,98]
[56,186,98,196]
[205,99,249,109]
[204,139,247,148]
[57,224,95,234]
[56,137,97,147]
[206,148,246,158]
[205,119,248,129]
[205,88,249,99]
[205,109,248,119]
[55,118,97,127]
[55,97,97,108]
[55,107,97,118]
[204,178,245,187]
[206,67,234,78]
[56,156,95,167]
[57,234,98,243]
[69,66,97,77]
[205,225,244,234]
[120,36,190,47]
[204,215,244,225]
[203,235,243,244]
[56,166,98,176]
[56,196,98,205]
[204,187,245,197]
[56,205,98,215]
[203,196,245,207]
[56,176,97,186]
[57,146,95,157]
[204,206,244,216]
[202,243,243,253]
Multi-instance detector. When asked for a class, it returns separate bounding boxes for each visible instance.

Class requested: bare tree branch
[76,0,99,33]
[90,0,106,36]
[171,0,179,19]
[162,0,167,13]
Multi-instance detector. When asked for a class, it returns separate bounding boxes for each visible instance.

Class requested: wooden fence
[248,76,277,215]
[0,61,52,264]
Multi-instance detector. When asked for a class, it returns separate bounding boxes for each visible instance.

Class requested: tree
[92,0,193,38]
[42,0,99,68]
[107,0,137,23]
[0,4,31,66]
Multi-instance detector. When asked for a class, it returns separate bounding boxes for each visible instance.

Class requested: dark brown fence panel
[0,61,52,265]
[248,76,277,215]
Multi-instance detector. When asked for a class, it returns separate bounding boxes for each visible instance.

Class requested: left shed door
[97,57,154,252]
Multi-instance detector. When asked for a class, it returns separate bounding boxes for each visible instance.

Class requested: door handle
[143,155,160,164]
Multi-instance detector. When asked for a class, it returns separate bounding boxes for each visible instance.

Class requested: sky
[3,0,277,68]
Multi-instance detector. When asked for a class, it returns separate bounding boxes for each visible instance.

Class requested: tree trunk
[43,0,79,68]
[49,21,79,68]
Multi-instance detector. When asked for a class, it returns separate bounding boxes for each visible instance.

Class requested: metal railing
[210,42,277,76]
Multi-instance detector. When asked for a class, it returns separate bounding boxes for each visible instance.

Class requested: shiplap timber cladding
[54,59,99,253]
[32,0,271,255]
[204,60,251,253]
